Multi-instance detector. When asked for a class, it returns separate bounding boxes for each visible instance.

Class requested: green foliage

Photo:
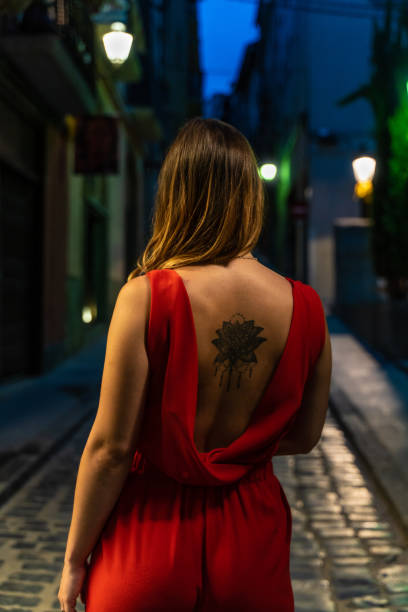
[388,104,408,201]
[383,79,408,277]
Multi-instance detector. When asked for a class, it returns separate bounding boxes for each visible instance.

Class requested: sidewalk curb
[329,379,408,541]
[0,334,106,506]
[0,391,97,507]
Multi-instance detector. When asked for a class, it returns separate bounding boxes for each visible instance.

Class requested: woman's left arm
[58,276,150,612]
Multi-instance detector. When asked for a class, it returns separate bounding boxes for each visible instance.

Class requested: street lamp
[352,155,376,217]
[82,303,97,324]
[102,21,133,65]
[352,156,376,183]
[259,163,277,181]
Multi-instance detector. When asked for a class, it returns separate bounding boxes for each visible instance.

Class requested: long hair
[127,117,265,279]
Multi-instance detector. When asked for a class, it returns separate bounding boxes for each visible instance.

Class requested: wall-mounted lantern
[102,21,133,65]
[352,155,376,200]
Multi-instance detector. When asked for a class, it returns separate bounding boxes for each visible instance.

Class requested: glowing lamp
[259,163,277,181]
[82,303,98,324]
[355,181,373,199]
[352,156,376,183]
[102,22,133,65]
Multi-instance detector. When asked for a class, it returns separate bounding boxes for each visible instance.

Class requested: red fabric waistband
[130,449,274,486]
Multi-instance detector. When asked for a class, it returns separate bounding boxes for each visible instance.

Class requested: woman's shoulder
[120,275,151,312]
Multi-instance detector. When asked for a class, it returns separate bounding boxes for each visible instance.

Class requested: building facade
[223,0,383,299]
[0,0,202,382]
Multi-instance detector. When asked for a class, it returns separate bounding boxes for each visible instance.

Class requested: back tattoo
[211,312,267,391]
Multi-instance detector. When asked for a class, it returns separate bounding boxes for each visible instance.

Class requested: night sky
[197,0,259,101]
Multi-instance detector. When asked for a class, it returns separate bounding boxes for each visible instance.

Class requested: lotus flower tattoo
[211,312,267,391]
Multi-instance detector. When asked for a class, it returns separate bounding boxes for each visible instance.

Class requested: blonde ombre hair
[127,117,265,280]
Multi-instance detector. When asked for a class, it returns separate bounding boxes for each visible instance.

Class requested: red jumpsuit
[83,268,326,611]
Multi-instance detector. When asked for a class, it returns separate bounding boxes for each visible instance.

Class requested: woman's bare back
[172,259,295,453]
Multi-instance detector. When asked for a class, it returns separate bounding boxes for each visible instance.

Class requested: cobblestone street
[0,407,407,612]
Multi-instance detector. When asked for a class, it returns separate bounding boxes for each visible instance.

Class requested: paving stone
[39,544,66,553]
[310,511,345,519]
[377,565,408,594]
[37,533,67,543]
[382,553,405,565]
[292,578,335,611]
[8,571,55,584]
[291,556,324,568]
[389,594,408,607]
[323,537,365,550]
[332,556,372,566]
[310,519,348,528]
[0,592,41,606]
[291,539,321,557]
[348,609,392,612]
[338,489,374,501]
[4,509,40,517]
[382,579,408,593]
[290,563,325,580]
[0,607,37,612]
[0,532,26,540]
[342,503,379,512]
[0,580,44,593]
[297,476,331,487]
[350,521,392,530]
[303,492,341,504]
[348,513,381,521]
[365,539,399,550]
[332,583,382,600]
[18,524,49,532]
[357,530,394,539]
[11,541,37,549]
[378,565,408,579]
[16,553,45,561]
[334,476,366,485]
[308,505,345,514]
[296,471,327,478]
[316,526,356,538]
[331,565,376,583]
[21,562,58,573]
[346,593,391,608]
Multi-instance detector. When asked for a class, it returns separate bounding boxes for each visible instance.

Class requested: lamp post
[352,155,376,218]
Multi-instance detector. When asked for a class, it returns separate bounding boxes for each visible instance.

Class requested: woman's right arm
[274,315,332,456]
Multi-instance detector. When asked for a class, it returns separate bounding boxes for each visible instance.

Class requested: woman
[58,117,332,611]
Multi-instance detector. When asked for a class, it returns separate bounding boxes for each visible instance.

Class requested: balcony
[0,0,97,116]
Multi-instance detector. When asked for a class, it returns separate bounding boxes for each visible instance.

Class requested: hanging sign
[74,115,118,174]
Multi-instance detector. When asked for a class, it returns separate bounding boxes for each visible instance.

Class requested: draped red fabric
[84,268,325,611]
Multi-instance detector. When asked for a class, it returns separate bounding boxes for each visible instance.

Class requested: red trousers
[83,458,294,611]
